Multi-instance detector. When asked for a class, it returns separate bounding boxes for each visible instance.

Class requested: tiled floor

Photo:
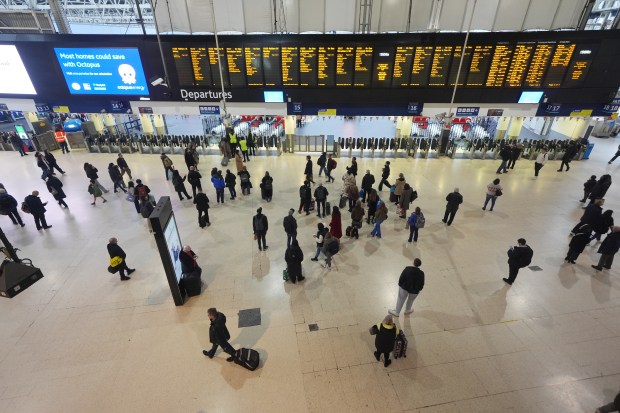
[0,137,619,412]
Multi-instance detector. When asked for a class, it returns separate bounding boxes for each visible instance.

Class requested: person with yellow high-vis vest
[239,137,249,162]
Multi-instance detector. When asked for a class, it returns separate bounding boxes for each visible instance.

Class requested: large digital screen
[164,214,183,282]
[0,45,37,95]
[518,91,544,103]
[54,47,149,95]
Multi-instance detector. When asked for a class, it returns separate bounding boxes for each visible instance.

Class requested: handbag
[495,188,503,197]
[109,256,123,267]
[369,324,379,335]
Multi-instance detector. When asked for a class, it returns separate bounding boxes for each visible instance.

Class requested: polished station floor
[0,138,618,413]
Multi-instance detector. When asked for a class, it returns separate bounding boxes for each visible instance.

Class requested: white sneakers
[388,309,399,317]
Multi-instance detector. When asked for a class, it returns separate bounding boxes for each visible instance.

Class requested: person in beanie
[107,237,135,281]
[565,224,591,264]
[283,208,298,248]
[252,207,269,251]
[389,258,424,317]
[370,314,400,368]
[202,308,236,361]
[503,238,534,285]
[592,226,620,271]
[285,239,305,283]
[579,175,597,203]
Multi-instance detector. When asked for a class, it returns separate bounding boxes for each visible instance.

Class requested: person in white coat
[534,147,548,178]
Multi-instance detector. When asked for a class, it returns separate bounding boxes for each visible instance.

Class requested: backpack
[327,240,339,254]
[21,200,31,214]
[137,185,148,199]
[332,160,337,169]
[240,174,249,183]
[415,213,425,229]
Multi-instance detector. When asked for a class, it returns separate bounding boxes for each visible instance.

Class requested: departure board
[448,46,472,86]
[429,46,453,86]
[299,47,317,87]
[172,47,194,86]
[336,46,355,86]
[544,43,575,87]
[524,43,554,87]
[208,47,229,88]
[373,47,393,87]
[318,46,336,87]
[263,46,282,86]
[410,46,433,87]
[466,45,494,86]
[226,47,245,87]
[504,43,535,87]
[191,48,211,86]
[354,46,373,87]
[392,46,414,87]
[281,46,300,86]
[486,43,513,87]
[245,46,264,86]
[564,60,591,87]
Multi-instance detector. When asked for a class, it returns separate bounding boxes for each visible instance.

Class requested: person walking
[407,207,424,243]
[184,147,196,171]
[361,170,375,203]
[330,206,342,239]
[202,308,236,361]
[84,163,108,193]
[194,189,211,228]
[44,150,65,175]
[225,169,237,200]
[304,155,315,184]
[482,178,502,211]
[557,141,578,172]
[0,188,25,227]
[160,154,174,180]
[321,231,339,270]
[496,145,510,174]
[366,189,379,224]
[238,166,252,195]
[35,152,53,180]
[23,191,51,230]
[579,175,597,203]
[346,182,359,212]
[533,147,548,178]
[325,154,336,183]
[171,170,192,201]
[371,201,388,238]
[107,237,135,281]
[9,132,27,156]
[350,200,365,239]
[116,154,132,180]
[314,183,328,217]
[285,240,305,283]
[571,199,604,235]
[398,183,415,218]
[317,152,327,177]
[107,163,127,193]
[139,197,155,232]
[187,166,202,200]
[591,210,614,243]
[393,173,406,204]
[565,224,591,264]
[389,258,425,317]
[252,207,269,251]
[260,172,273,202]
[311,223,329,261]
[239,136,249,162]
[88,180,107,205]
[247,131,256,156]
[378,161,391,191]
[608,144,620,164]
[443,188,463,225]
[298,181,312,215]
[370,315,400,368]
[54,130,70,153]
[211,170,225,204]
[588,175,612,205]
[591,226,620,271]
[234,151,245,174]
[502,238,534,285]
[507,143,522,169]
[283,209,298,248]
[45,175,68,208]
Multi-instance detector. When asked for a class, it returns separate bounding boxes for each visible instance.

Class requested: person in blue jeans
[407,207,423,243]
[211,170,226,204]
[371,201,388,238]
[482,178,502,211]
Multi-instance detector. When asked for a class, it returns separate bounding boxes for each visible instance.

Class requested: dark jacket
[46,176,66,200]
[317,153,326,167]
[85,165,99,180]
[351,205,365,222]
[0,193,18,213]
[24,194,46,215]
[593,213,614,235]
[184,151,196,168]
[285,244,304,278]
[134,184,151,200]
[382,164,390,179]
[445,192,463,212]
[117,157,129,169]
[304,160,313,176]
[563,144,578,162]
[107,243,126,259]
[580,204,602,225]
[209,312,231,345]
[598,231,620,255]
[314,185,328,200]
[361,173,375,190]
[507,245,534,268]
[590,176,612,199]
[283,215,297,235]
[188,170,202,186]
[108,165,122,182]
[238,170,251,185]
[374,323,399,354]
[300,185,311,201]
[179,249,199,274]
[398,266,425,294]
[194,192,210,210]
[569,228,591,254]
[399,188,414,209]
[44,152,58,165]
[583,177,597,192]
[225,171,236,188]
[172,174,187,191]
[261,176,273,191]
[37,156,50,172]
[253,213,268,233]
[348,161,358,176]
[499,147,510,161]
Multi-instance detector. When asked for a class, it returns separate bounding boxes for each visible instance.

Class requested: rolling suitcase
[325,201,331,215]
[309,199,316,211]
[234,348,260,371]
[180,272,202,297]
[221,156,229,166]
[345,226,352,237]
[339,195,347,208]
[393,331,408,359]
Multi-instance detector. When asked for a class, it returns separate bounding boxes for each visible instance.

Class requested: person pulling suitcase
[203,308,237,361]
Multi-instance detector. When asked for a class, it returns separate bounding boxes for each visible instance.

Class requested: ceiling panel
[523,0,561,29]
[282,0,300,33]
[325,0,356,32]
[379,0,409,32]
[551,0,584,29]
[438,0,468,31]
[470,0,499,31]
[493,0,529,31]
[408,0,433,31]
[299,0,325,32]
[243,0,272,33]
[213,0,244,32]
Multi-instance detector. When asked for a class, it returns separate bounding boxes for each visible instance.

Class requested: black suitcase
[325,201,331,215]
[339,195,347,209]
[234,348,260,371]
[345,226,352,237]
[180,269,202,297]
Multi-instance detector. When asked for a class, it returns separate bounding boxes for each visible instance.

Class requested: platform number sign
[292,102,303,113]
[407,102,422,115]
[545,104,562,114]
[602,103,620,114]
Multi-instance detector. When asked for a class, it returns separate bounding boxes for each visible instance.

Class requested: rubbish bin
[583,143,595,159]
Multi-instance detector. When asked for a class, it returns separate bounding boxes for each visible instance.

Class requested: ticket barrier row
[442,137,585,161]
[336,137,415,159]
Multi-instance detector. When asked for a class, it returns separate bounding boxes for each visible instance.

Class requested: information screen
[245,46,264,86]
[410,46,433,87]
[354,46,373,87]
[0,45,37,95]
[164,214,183,282]
[281,46,300,86]
[466,45,494,86]
[373,47,393,87]
[504,43,535,87]
[524,43,554,87]
[226,47,246,87]
[208,47,229,88]
[429,46,453,86]
[318,46,336,87]
[55,47,148,95]
[336,46,355,86]
[448,45,472,86]
[171,47,194,86]
[544,42,575,87]
[263,46,282,86]
[299,47,318,87]
[486,43,513,87]
[393,46,414,87]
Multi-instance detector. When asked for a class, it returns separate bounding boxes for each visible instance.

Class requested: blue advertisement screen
[54,48,149,96]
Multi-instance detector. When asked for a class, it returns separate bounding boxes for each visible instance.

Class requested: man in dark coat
[9,132,27,156]
[592,227,620,271]
[24,191,52,230]
[572,199,603,234]
[565,224,591,264]
[0,188,25,226]
[389,258,425,317]
[314,183,329,218]
[304,155,314,184]
[503,238,534,285]
[285,239,305,283]
[107,237,135,281]
[252,207,269,251]
[45,175,68,208]
[44,150,65,175]
[283,208,297,248]
[194,189,210,228]
[116,154,132,179]
[507,143,522,169]
[557,141,578,172]
[496,145,510,174]
[203,308,236,361]
[361,170,375,203]
[298,181,312,215]
[378,161,391,191]
[347,157,358,177]
[588,175,612,204]
[187,166,203,200]
[442,187,463,226]
[317,152,327,177]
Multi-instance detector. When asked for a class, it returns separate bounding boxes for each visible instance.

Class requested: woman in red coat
[330,206,342,239]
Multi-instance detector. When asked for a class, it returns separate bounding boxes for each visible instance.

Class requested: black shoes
[374,351,380,361]
[311,258,318,261]
[203,350,214,359]
[127,268,136,274]
[298,277,305,282]
[226,356,235,362]
[591,265,603,271]
[43,225,52,229]
[384,359,391,367]
[502,278,513,285]
[120,276,131,281]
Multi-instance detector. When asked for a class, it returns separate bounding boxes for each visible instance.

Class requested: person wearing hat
[107,237,135,281]
[252,207,269,251]
[370,314,400,368]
